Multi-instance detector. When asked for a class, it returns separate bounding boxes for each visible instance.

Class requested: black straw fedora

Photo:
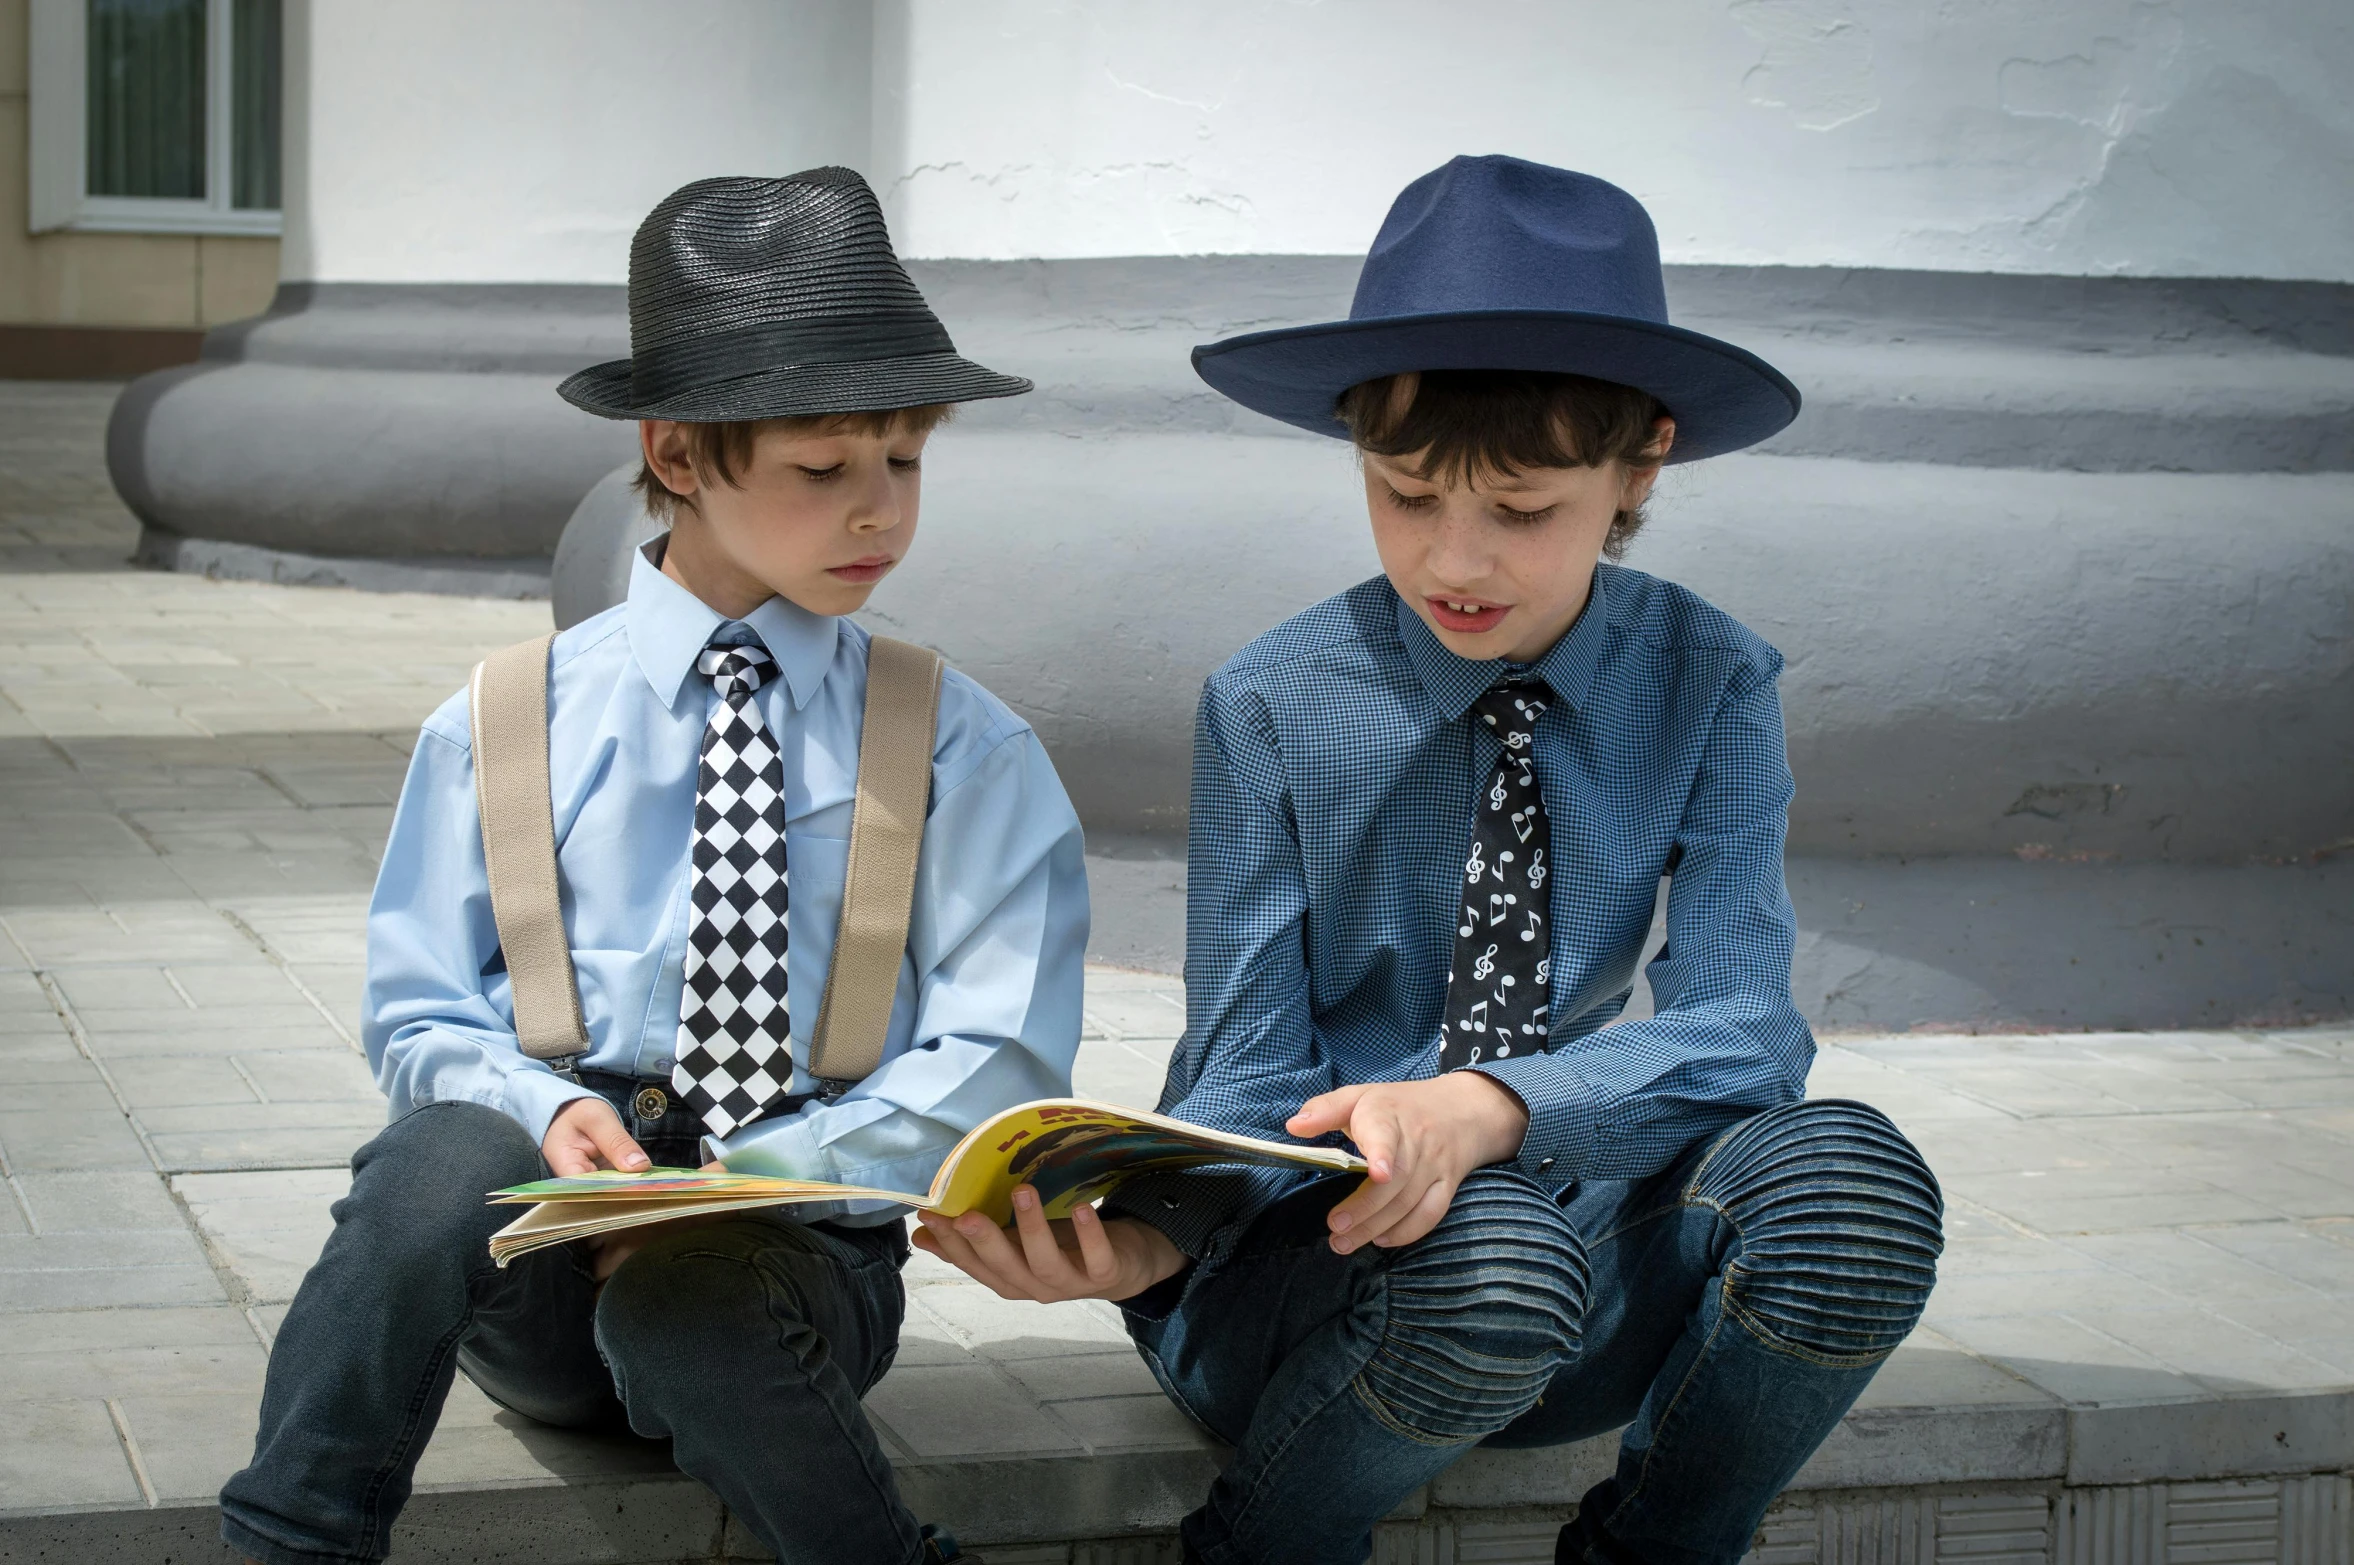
[1192,156,1798,463]
[560,168,1030,422]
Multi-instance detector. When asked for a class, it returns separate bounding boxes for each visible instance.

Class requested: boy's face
[643,418,930,620]
[1363,432,1667,666]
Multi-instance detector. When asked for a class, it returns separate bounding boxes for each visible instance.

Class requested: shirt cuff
[705,1113,825,1179]
[503,1065,602,1150]
[1101,1169,1259,1260]
[1470,1050,1598,1185]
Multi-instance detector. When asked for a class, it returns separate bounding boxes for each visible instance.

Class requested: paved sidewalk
[4,381,2351,1563]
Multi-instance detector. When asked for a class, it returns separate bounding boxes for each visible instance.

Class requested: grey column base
[1088,848,2353,1031]
[133,525,551,598]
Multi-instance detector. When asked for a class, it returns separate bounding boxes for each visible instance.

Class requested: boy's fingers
[1010,1188,1075,1288]
[578,1106,651,1172]
[1069,1203,1121,1288]
[1286,1084,1367,1137]
[545,1138,597,1177]
[921,1215,1018,1296]
[1368,1179,1455,1251]
[1326,1170,1416,1248]
[952,1212,1047,1299]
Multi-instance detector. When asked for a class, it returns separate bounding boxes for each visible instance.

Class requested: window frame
[28,0,283,237]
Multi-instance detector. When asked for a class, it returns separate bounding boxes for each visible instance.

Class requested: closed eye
[795,464,845,481]
[1386,486,1438,511]
[888,456,922,472]
[1495,503,1556,525]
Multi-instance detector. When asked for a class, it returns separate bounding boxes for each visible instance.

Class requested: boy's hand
[913,1186,1186,1303]
[541,1097,652,1178]
[1287,1073,1530,1255]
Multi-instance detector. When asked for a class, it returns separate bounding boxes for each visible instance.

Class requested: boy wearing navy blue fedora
[913,157,1942,1565]
[216,170,1084,1565]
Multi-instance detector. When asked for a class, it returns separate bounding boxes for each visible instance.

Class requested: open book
[487,1097,1366,1266]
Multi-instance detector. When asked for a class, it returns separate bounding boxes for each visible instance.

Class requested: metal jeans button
[631,1085,670,1123]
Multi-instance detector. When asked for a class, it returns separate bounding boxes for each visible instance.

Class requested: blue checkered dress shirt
[1106,567,1814,1262]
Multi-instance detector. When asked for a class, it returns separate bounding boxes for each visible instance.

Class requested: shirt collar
[1393,566,1619,723]
[624,539,841,712]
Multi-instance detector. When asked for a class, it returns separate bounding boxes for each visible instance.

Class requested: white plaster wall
[876,0,2354,281]
[280,0,871,284]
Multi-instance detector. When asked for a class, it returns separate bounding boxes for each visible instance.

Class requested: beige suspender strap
[808,635,944,1087]
[468,634,591,1065]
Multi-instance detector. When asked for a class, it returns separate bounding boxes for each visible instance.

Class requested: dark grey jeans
[218,1097,918,1565]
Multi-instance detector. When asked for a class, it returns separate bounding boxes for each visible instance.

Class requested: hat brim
[1191,311,1799,463]
[557,352,1032,422]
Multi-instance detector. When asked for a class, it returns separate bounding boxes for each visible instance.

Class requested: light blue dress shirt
[364,547,1090,1220]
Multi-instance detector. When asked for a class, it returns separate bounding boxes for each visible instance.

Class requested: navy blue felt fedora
[1192,156,1798,463]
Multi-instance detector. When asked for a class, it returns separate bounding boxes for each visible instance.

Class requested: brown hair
[1335,370,1669,558]
[633,404,956,522]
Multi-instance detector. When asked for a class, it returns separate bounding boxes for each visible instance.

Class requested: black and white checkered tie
[672,638,793,1139]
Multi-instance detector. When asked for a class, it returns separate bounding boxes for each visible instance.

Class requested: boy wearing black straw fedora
[217,170,1083,1565]
[912,156,1943,1565]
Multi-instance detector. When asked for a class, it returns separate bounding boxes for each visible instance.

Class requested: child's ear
[640,420,700,501]
[1619,417,1676,508]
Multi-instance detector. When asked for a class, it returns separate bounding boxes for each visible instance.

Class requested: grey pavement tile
[112,1392,262,1500]
[146,1122,377,1174]
[232,1049,379,1102]
[1072,1040,1173,1110]
[1949,1181,2277,1235]
[14,1170,183,1231]
[1939,1236,2112,1276]
[1923,1265,2157,1323]
[913,1286,1137,1361]
[896,1295,983,1368]
[1849,1331,2056,1411]
[0,1260,225,1311]
[1927,1312,2209,1405]
[0,1304,257,1354]
[1080,985,1186,1042]
[999,1351,1164,1404]
[80,1023,352,1060]
[0,1104,153,1171]
[1899,1119,2129,1179]
[2062,1304,2350,1394]
[1048,1394,1216,1453]
[864,1362,1085,1458]
[173,1168,347,1302]
[2204,1295,2354,1377]
[0,1339,267,1402]
[7,907,261,966]
[2193,1221,2354,1292]
[2057,1228,2346,1308]
[0,1397,144,1507]
[0,1229,212,1272]
[110,1054,269,1110]
[0,1039,111,1084]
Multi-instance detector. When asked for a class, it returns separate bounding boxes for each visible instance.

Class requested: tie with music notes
[1438,679,1554,1071]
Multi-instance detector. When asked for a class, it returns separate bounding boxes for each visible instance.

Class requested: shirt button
[653,1057,674,1073]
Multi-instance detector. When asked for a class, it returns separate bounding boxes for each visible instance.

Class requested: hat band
[628,313,958,405]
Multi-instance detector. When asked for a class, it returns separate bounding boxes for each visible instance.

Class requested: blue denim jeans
[218,1095,921,1565]
[1130,1099,1943,1565]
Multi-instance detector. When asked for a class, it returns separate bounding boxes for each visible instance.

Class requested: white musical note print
[1439,680,1553,1072]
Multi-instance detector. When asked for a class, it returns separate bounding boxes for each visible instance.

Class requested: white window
[28,0,283,236]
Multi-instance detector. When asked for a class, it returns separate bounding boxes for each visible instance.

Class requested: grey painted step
[104,265,2354,571]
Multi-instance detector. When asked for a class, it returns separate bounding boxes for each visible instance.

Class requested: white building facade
[106,0,2354,1029]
